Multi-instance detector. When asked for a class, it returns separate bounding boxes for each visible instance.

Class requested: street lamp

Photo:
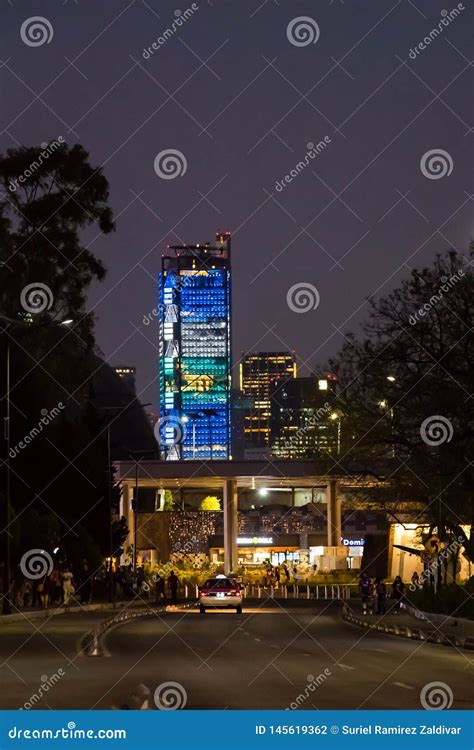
[1,313,74,614]
[330,411,342,455]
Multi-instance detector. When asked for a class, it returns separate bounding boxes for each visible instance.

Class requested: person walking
[155,574,166,605]
[359,572,373,615]
[375,577,387,615]
[411,571,420,589]
[62,567,75,606]
[274,567,280,587]
[392,575,405,614]
[168,570,179,604]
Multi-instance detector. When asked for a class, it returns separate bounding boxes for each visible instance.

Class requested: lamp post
[91,401,151,601]
[329,411,341,455]
[1,314,72,615]
[126,446,155,574]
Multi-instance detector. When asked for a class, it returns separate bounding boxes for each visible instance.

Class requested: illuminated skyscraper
[158,231,232,460]
[240,352,296,448]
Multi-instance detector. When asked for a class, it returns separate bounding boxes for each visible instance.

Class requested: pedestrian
[359,572,372,615]
[23,579,31,608]
[375,577,387,615]
[283,564,290,583]
[62,567,75,606]
[49,567,62,605]
[411,571,420,589]
[155,574,166,605]
[274,567,280,587]
[392,575,405,614]
[79,561,92,604]
[39,574,51,608]
[168,570,179,604]
[292,565,298,582]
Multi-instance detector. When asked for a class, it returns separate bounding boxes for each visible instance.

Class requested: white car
[198,576,243,614]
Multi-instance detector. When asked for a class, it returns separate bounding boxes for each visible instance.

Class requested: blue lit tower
[158,231,232,460]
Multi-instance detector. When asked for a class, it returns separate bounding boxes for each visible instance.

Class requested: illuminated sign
[237,536,273,546]
[341,537,364,547]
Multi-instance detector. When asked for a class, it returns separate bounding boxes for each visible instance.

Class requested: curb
[340,603,470,650]
[81,602,196,657]
[0,602,123,626]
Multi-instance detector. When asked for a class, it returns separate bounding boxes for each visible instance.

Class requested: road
[0,602,471,710]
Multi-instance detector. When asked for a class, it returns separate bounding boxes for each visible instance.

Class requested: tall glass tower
[158,231,232,460]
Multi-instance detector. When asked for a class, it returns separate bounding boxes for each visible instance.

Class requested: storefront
[308,535,365,572]
[209,534,300,567]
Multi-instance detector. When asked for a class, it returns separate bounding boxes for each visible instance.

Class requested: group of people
[263,562,307,586]
[359,572,406,615]
[12,561,91,610]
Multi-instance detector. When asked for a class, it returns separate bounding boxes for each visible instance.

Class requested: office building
[270,376,337,459]
[240,352,296,448]
[158,231,232,460]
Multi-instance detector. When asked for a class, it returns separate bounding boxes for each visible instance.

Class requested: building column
[326,479,341,547]
[120,483,133,564]
[223,478,238,574]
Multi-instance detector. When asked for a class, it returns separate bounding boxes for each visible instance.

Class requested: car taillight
[229,590,238,595]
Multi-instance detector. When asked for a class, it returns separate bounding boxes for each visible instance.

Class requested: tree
[164,490,175,511]
[199,496,221,511]
[0,142,116,569]
[328,246,474,564]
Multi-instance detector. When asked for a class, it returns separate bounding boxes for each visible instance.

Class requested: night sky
[2,0,473,411]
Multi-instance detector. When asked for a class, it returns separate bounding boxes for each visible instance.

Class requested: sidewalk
[343,598,474,648]
[0,599,133,625]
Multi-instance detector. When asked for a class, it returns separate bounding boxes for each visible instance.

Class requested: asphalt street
[0,603,471,710]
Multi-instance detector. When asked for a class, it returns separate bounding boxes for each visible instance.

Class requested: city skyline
[2,1,471,413]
